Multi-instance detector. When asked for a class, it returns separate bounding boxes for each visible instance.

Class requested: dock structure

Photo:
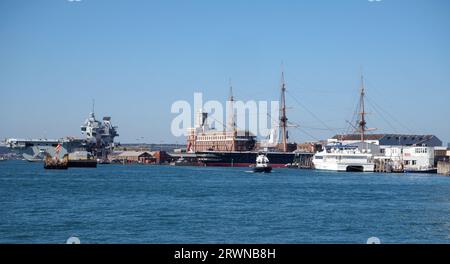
[287,152,314,169]
[374,159,389,173]
[374,158,401,173]
[373,157,404,173]
[437,161,450,176]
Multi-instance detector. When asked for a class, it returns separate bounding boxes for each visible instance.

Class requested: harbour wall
[437,161,450,176]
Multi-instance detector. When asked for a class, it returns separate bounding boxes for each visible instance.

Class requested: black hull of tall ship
[196,151,297,168]
[68,160,97,168]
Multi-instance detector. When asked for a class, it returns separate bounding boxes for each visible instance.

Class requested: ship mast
[228,78,236,133]
[358,75,366,143]
[228,79,237,152]
[280,70,288,152]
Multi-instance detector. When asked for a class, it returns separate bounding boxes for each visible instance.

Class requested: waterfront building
[403,147,435,172]
[116,151,154,164]
[375,146,436,172]
[434,146,448,163]
[151,151,170,164]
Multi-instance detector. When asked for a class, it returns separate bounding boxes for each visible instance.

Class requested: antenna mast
[280,68,288,152]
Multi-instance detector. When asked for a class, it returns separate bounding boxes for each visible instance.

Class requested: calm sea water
[0,160,449,244]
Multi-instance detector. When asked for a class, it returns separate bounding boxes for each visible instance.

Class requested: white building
[377,146,435,172]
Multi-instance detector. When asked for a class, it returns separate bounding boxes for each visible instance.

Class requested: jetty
[437,161,450,176]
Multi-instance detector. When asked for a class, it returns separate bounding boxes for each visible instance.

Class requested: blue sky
[1,0,449,145]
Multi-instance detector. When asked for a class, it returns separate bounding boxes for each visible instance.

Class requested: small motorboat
[97,159,111,165]
[403,167,438,174]
[171,157,198,166]
[253,153,272,173]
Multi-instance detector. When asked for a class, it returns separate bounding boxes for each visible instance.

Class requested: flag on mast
[55,144,62,154]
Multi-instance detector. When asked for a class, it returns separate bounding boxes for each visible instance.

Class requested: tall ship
[182,71,301,168]
[312,76,375,172]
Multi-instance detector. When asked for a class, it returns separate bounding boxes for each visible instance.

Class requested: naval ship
[5,109,119,162]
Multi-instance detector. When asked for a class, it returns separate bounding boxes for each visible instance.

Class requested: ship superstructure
[81,110,119,160]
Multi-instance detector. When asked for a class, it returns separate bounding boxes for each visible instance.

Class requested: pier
[374,159,390,173]
[437,161,450,176]
[287,152,314,169]
[374,158,403,173]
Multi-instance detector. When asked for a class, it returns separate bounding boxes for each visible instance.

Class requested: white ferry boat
[312,145,374,172]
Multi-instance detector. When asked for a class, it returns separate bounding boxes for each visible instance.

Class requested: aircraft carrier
[5,109,119,162]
